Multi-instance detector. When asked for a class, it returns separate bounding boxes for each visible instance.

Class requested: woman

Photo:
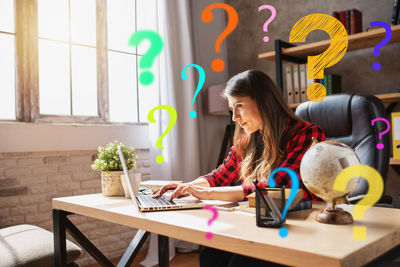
[153,70,325,266]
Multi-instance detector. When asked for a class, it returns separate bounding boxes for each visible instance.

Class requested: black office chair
[295,94,392,205]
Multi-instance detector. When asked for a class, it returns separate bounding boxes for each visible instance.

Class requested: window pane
[108,51,138,122]
[38,0,69,42]
[71,0,96,46]
[0,0,15,33]
[0,34,15,119]
[136,0,157,55]
[107,0,135,53]
[39,40,70,115]
[71,45,98,116]
[138,57,159,122]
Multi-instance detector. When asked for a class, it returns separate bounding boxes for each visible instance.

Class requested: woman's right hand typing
[152,182,187,199]
[152,178,211,201]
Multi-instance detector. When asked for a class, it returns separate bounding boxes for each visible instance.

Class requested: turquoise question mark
[129,30,163,85]
[147,105,177,164]
[181,64,206,119]
[268,167,300,238]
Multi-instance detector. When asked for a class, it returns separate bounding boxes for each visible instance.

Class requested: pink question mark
[258,5,277,43]
[371,118,390,149]
[203,206,218,239]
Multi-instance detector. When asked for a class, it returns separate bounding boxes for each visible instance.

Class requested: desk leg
[158,234,169,267]
[65,217,114,267]
[53,209,67,267]
[117,230,150,267]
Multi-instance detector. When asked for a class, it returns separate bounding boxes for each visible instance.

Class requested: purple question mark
[371,118,390,149]
[370,21,392,71]
[258,5,276,43]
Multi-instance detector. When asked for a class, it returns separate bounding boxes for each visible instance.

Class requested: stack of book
[332,9,362,35]
[284,64,342,105]
[392,0,400,25]
[314,74,342,96]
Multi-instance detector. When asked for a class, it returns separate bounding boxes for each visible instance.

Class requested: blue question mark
[181,64,206,119]
[370,21,392,71]
[268,167,300,238]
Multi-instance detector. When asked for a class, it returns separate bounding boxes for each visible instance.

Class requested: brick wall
[0,149,151,266]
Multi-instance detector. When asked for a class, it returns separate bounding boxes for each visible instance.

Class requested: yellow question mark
[147,105,177,164]
[333,165,384,241]
[289,14,348,102]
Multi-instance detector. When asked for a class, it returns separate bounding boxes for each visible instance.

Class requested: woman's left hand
[170,184,212,201]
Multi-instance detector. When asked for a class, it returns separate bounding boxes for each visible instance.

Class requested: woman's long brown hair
[224,70,300,183]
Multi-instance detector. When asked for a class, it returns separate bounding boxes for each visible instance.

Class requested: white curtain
[142,1,201,266]
[149,0,201,183]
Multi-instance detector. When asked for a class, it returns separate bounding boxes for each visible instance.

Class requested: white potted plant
[92,141,138,197]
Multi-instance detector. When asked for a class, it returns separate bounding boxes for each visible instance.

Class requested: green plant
[91,141,138,172]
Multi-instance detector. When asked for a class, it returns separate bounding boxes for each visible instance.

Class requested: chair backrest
[295,94,390,197]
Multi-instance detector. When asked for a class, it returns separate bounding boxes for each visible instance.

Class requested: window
[38,0,98,117]
[107,0,158,123]
[0,0,158,124]
[0,0,16,120]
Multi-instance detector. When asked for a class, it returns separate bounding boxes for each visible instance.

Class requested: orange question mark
[289,14,348,102]
[201,3,238,72]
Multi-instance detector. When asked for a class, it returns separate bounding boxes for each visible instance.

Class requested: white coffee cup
[121,173,142,198]
[132,173,142,196]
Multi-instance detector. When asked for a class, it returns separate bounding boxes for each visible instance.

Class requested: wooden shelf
[375,92,400,103]
[390,158,400,165]
[289,92,400,109]
[259,25,400,62]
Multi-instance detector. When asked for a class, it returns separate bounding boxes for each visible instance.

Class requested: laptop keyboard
[138,195,176,207]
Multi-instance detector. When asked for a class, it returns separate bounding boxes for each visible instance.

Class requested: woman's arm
[152,177,210,199]
[154,147,241,200]
[188,177,210,187]
[200,147,240,187]
[183,185,245,202]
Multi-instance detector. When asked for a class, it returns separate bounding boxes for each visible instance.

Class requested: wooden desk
[52,194,400,267]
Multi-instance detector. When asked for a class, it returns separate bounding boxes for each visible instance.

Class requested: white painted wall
[0,122,149,152]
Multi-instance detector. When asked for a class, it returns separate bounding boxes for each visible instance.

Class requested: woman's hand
[154,182,245,202]
[153,183,212,201]
[152,182,185,199]
[152,178,211,200]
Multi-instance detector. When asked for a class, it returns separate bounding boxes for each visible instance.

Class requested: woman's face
[228,95,262,134]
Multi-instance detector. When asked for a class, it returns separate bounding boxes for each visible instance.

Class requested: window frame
[13,0,127,124]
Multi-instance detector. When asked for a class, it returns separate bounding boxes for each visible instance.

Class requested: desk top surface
[53,194,400,267]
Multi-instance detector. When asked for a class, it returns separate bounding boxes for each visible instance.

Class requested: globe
[300,140,361,202]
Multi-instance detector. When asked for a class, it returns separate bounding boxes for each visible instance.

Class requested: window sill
[0,121,149,153]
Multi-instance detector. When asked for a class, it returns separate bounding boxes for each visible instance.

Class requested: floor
[87,251,200,267]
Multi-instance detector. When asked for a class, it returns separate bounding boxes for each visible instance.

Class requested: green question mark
[129,30,163,85]
[147,105,177,164]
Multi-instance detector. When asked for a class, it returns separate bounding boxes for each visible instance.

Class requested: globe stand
[316,196,353,225]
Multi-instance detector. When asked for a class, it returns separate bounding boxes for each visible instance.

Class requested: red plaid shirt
[200,117,325,200]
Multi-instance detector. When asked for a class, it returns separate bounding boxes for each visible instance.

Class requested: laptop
[117,145,204,212]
